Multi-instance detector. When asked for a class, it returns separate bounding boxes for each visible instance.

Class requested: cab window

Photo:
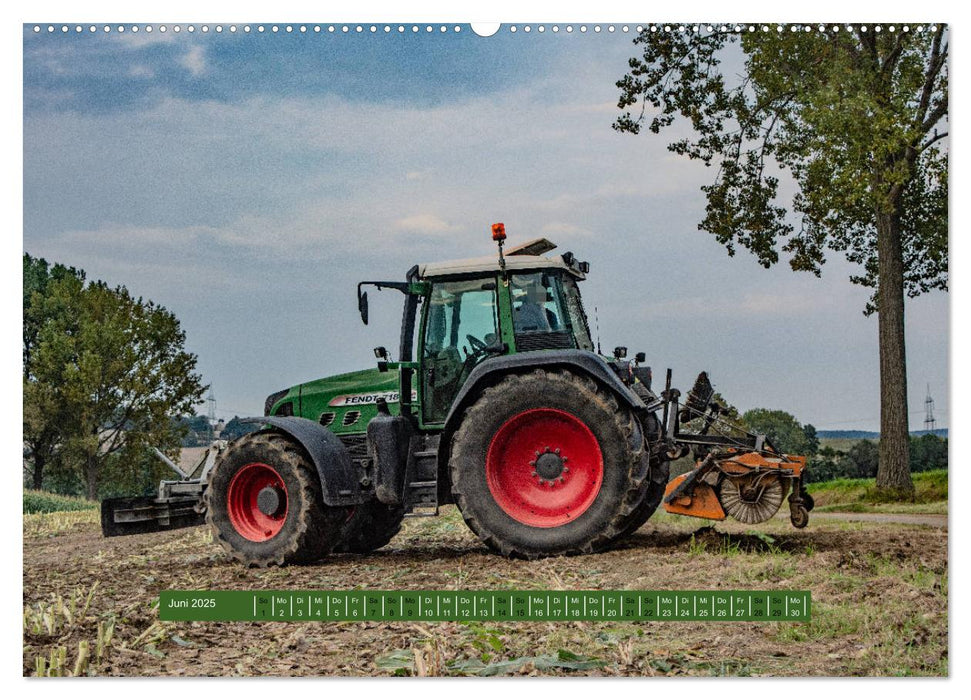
[422,278,499,423]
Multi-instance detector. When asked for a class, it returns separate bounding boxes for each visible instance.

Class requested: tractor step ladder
[404,447,439,517]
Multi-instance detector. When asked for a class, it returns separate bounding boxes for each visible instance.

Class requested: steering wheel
[466,334,488,353]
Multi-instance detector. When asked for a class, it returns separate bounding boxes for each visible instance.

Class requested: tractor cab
[358,230,594,427]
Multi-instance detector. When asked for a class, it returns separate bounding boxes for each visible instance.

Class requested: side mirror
[579,261,590,274]
[358,291,369,325]
[635,352,646,363]
[613,346,627,359]
[373,346,388,360]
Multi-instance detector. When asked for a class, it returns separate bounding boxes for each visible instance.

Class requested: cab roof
[417,238,587,280]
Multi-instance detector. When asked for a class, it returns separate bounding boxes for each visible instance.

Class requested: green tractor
[102,224,812,565]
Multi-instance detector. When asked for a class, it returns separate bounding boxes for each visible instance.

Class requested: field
[23,501,948,677]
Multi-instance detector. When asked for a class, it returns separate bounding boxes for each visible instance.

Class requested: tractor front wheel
[205,431,347,567]
[449,369,645,558]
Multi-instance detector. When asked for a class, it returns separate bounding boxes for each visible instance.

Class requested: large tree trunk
[874,210,914,495]
[31,451,45,490]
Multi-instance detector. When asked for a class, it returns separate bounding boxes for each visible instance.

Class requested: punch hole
[471,23,500,37]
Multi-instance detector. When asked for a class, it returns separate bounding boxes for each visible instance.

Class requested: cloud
[128,64,154,78]
[178,45,206,76]
[116,30,179,49]
[539,222,594,238]
[392,214,459,235]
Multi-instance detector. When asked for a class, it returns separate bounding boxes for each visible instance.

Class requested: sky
[22,22,950,431]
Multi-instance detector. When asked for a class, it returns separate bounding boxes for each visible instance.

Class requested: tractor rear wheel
[335,503,406,554]
[205,430,348,567]
[609,457,670,542]
[449,369,645,558]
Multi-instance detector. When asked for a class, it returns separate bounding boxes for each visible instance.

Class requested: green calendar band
[159,590,810,622]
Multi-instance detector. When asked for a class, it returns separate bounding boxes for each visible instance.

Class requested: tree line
[177,415,259,447]
[739,406,947,484]
[23,254,206,500]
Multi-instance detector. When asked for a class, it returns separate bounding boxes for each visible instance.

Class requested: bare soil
[23,507,948,677]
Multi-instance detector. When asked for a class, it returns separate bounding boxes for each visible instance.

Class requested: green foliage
[741,408,818,456]
[178,415,213,447]
[910,433,948,473]
[806,469,946,507]
[22,253,206,499]
[848,439,880,478]
[807,435,946,484]
[614,26,948,310]
[23,490,98,514]
[23,254,88,490]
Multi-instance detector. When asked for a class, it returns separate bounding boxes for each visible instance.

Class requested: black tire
[449,369,646,559]
[335,502,406,553]
[609,457,671,543]
[205,430,348,567]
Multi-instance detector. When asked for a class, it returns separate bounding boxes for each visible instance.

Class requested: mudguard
[240,416,365,506]
[443,349,645,434]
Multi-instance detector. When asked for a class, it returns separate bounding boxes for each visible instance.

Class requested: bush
[23,490,98,514]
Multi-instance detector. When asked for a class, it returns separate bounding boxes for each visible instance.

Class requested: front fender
[240,416,365,506]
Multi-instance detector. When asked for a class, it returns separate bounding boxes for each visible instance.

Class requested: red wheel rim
[226,463,288,542]
[486,408,603,528]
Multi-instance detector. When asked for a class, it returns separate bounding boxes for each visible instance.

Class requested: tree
[847,439,880,478]
[178,414,213,446]
[615,25,948,496]
[22,254,86,489]
[741,408,818,457]
[909,433,947,473]
[31,274,206,499]
[220,416,260,441]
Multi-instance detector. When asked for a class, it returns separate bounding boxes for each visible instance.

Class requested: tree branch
[915,29,945,133]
